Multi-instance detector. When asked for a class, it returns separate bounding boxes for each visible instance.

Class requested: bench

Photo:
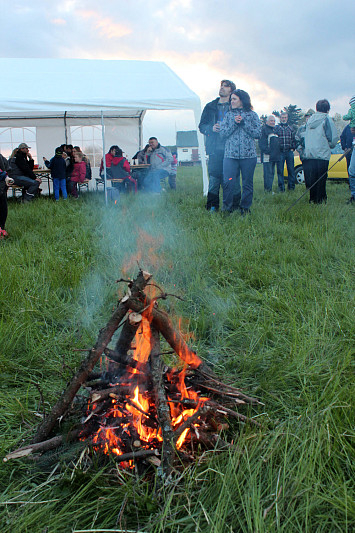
[8,183,24,198]
[78,179,90,194]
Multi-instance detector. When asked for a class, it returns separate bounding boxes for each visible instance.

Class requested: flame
[132,316,152,364]
[82,279,209,461]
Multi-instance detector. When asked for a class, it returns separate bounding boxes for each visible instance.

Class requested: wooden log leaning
[127,296,204,370]
[4,429,82,461]
[150,326,175,478]
[114,312,142,358]
[32,270,152,444]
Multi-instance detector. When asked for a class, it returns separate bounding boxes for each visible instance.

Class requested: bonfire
[4,270,261,479]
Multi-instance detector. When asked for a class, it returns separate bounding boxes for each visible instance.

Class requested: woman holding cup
[220,89,261,214]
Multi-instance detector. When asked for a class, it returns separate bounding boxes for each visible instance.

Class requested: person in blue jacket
[43,147,68,201]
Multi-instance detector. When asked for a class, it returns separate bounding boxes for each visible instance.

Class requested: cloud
[1,0,354,121]
[51,18,67,26]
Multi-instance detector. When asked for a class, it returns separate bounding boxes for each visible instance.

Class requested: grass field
[0,166,354,532]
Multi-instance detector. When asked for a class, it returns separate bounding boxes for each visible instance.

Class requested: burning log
[32,270,152,444]
[127,296,204,369]
[150,326,175,477]
[5,270,262,476]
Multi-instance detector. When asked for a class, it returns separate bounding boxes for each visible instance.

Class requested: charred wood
[32,270,152,444]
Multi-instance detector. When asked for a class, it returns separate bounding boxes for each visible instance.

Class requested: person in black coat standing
[259,115,280,192]
[199,79,236,211]
[340,124,353,170]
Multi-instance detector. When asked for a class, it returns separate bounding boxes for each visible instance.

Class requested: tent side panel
[36,126,67,163]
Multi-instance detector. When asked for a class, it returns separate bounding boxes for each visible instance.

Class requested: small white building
[176,130,200,165]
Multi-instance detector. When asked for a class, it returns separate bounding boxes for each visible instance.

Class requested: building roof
[176,130,198,147]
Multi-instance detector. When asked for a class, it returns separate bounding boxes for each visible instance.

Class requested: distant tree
[260,114,268,125]
[332,113,347,136]
[165,145,177,153]
[273,105,303,128]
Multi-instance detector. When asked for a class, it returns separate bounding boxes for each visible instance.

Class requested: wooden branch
[206,401,261,427]
[173,405,207,441]
[197,383,256,404]
[127,296,204,370]
[114,312,142,360]
[104,348,149,374]
[196,369,261,405]
[4,429,82,461]
[32,270,152,444]
[150,326,175,477]
[114,448,159,463]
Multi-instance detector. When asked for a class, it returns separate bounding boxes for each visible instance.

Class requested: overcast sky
[1,0,354,144]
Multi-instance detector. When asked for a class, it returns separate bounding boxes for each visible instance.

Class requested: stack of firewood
[4,270,261,478]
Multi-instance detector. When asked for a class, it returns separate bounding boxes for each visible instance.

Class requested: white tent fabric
[0,58,208,193]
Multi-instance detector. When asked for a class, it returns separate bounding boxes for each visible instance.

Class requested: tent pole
[193,108,208,196]
[64,111,68,144]
[101,111,108,205]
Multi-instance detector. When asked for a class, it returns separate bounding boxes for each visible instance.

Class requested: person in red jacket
[100,146,137,192]
[70,152,87,198]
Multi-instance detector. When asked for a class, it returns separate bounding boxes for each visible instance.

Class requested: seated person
[100,146,137,192]
[70,152,87,198]
[43,147,68,201]
[73,146,92,180]
[133,144,150,164]
[9,143,41,202]
[144,137,173,193]
[100,145,121,178]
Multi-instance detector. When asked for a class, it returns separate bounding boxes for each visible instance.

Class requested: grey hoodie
[304,112,338,161]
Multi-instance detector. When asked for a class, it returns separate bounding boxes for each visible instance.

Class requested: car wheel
[295,166,305,185]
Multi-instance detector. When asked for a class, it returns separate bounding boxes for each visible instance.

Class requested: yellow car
[284,142,349,184]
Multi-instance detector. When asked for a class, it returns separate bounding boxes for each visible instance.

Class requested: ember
[4,270,261,478]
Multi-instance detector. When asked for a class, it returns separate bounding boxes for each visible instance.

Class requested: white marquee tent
[0,58,208,194]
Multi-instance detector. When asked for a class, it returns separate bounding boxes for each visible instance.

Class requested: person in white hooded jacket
[304,99,339,203]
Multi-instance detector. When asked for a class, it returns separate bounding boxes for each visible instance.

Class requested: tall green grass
[0,167,354,532]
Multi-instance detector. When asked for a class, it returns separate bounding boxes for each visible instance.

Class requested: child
[44,147,67,201]
[70,152,86,198]
[0,166,13,238]
[343,96,355,128]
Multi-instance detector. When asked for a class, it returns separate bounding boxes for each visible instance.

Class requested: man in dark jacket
[274,112,296,191]
[259,115,280,192]
[340,124,353,170]
[10,143,41,202]
[199,79,236,211]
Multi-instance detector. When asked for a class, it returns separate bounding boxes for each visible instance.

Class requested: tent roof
[0,58,201,117]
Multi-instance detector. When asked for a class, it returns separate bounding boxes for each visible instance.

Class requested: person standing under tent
[0,163,13,238]
[199,79,236,211]
[43,147,68,201]
[220,89,261,214]
[303,99,338,204]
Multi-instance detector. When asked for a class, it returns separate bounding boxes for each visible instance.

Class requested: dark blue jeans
[144,169,168,193]
[206,151,224,210]
[53,178,67,201]
[263,161,277,191]
[13,175,40,201]
[277,150,295,190]
[222,157,257,211]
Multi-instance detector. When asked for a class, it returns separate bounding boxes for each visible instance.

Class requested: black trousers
[0,184,8,229]
[308,159,328,204]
